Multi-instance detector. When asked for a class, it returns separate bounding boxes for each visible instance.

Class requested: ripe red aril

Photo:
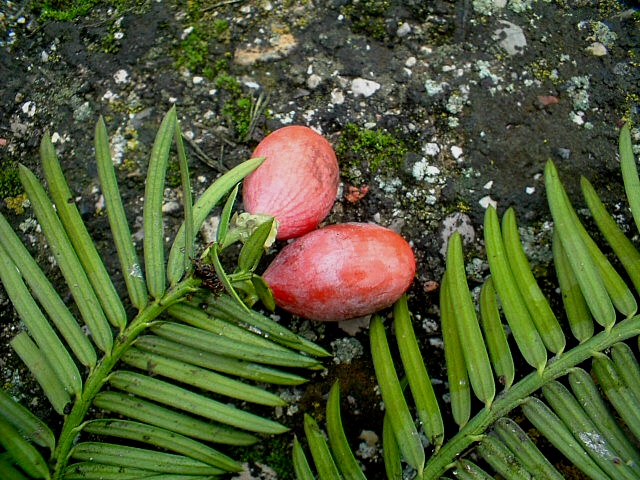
[262,223,416,321]
[242,126,340,240]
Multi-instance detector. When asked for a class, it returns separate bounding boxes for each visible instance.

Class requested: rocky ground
[0,0,639,478]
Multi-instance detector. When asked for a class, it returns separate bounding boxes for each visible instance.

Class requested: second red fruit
[242,126,339,240]
[263,223,416,321]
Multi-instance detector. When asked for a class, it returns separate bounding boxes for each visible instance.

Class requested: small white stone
[451,145,464,159]
[493,20,527,55]
[526,186,535,194]
[484,180,494,190]
[405,56,417,68]
[351,78,381,97]
[586,42,607,56]
[113,69,129,84]
[192,76,204,85]
[181,26,194,39]
[307,74,322,89]
[21,101,36,117]
[479,195,497,209]
[397,22,411,37]
[423,142,441,156]
[331,88,345,105]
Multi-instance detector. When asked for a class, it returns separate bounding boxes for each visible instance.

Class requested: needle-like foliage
[0,108,330,479]
[295,125,640,479]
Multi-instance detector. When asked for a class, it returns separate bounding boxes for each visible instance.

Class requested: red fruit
[243,126,339,240]
[262,223,416,321]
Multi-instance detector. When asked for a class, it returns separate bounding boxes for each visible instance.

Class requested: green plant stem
[51,278,199,479]
[423,314,640,479]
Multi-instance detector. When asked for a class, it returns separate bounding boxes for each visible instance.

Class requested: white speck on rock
[396,22,411,37]
[484,180,493,190]
[405,56,417,68]
[526,186,535,194]
[113,69,129,84]
[331,88,345,105]
[351,78,380,97]
[440,212,476,257]
[192,76,204,84]
[21,101,36,117]
[451,145,464,160]
[586,42,608,56]
[479,195,498,209]
[493,20,527,55]
[307,73,322,89]
[423,142,441,156]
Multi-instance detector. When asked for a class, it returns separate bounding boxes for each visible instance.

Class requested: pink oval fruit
[263,223,416,321]
[243,126,339,240]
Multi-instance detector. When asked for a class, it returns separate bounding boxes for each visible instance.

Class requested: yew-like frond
[0,109,328,480]
[295,125,640,480]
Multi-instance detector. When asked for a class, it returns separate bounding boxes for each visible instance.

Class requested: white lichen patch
[331,337,364,364]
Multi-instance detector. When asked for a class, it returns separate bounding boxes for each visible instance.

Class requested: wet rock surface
[1,0,639,478]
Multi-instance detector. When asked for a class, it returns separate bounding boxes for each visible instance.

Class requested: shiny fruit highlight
[242,126,339,240]
[262,222,416,321]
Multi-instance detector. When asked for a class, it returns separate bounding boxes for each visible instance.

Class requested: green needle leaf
[440,271,471,428]
[19,164,113,352]
[135,334,307,385]
[0,213,96,367]
[121,347,286,406]
[542,380,638,480]
[217,184,239,248]
[592,353,640,440]
[82,419,242,472]
[445,232,495,406]
[552,231,594,342]
[479,277,515,389]
[619,123,640,232]
[108,370,288,435]
[493,417,564,480]
[0,243,82,397]
[370,315,425,474]
[143,107,177,298]
[10,333,70,415]
[326,382,367,480]
[40,132,126,330]
[484,206,547,371]
[95,117,148,310]
[151,321,318,368]
[167,156,265,284]
[0,389,55,452]
[522,397,609,480]
[382,412,403,480]
[70,443,224,475]
[0,415,51,479]
[174,117,195,279]
[200,293,330,357]
[93,391,257,446]
[303,414,341,480]
[582,175,640,299]
[394,295,444,449]
[545,160,616,330]
[476,434,532,480]
[238,217,275,272]
[62,463,159,479]
[568,367,640,469]
[610,342,640,401]
[293,437,316,480]
[502,208,565,354]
